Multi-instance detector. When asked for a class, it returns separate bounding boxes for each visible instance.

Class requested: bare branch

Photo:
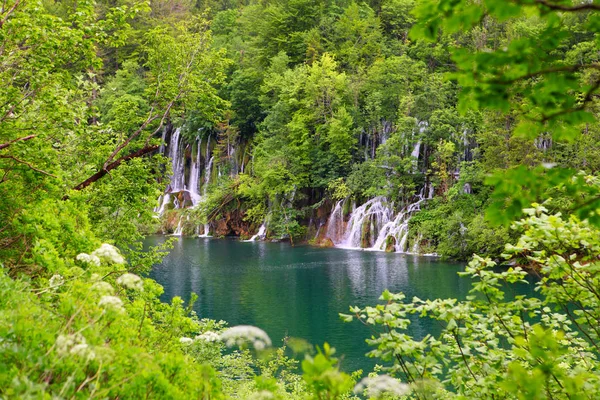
[102,114,160,170]
[0,154,56,177]
[541,77,600,122]
[0,0,20,28]
[534,0,600,12]
[65,144,159,198]
[485,63,600,85]
[0,134,35,151]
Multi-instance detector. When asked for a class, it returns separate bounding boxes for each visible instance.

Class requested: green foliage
[4,0,600,397]
[0,244,227,398]
[301,343,354,400]
[346,205,600,398]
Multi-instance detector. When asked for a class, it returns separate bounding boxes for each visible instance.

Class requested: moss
[385,236,396,252]
[361,218,371,248]
[320,238,335,248]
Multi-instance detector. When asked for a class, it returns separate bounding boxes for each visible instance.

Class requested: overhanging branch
[0,154,55,177]
[0,134,36,151]
[64,145,159,199]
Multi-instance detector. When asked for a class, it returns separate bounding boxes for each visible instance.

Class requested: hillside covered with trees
[2,0,600,398]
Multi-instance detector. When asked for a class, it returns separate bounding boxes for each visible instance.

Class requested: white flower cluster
[98,295,125,313]
[180,337,194,345]
[354,375,410,399]
[49,274,64,288]
[195,331,220,342]
[55,333,95,360]
[91,243,125,264]
[180,331,222,346]
[220,325,272,351]
[248,390,275,400]
[76,253,101,267]
[116,273,143,291]
[91,281,114,295]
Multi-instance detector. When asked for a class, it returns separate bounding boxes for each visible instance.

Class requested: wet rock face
[320,238,335,248]
[385,236,396,252]
[172,190,194,208]
[213,209,252,237]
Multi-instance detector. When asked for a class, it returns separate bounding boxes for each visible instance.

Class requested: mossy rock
[320,238,335,248]
[385,236,396,252]
[361,218,372,248]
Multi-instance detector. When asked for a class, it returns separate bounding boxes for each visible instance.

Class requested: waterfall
[197,223,211,237]
[325,199,345,243]
[187,138,202,206]
[411,141,421,159]
[535,135,552,152]
[168,127,186,192]
[158,126,168,154]
[339,197,393,249]
[172,215,189,236]
[204,156,214,197]
[154,129,220,237]
[334,189,429,253]
[155,193,171,216]
[369,192,426,252]
[154,127,185,217]
[246,224,267,242]
[412,233,422,253]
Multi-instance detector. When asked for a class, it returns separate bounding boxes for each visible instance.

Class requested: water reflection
[148,236,533,372]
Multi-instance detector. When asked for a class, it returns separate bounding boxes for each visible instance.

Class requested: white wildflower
[70,343,95,360]
[248,390,275,400]
[116,273,143,291]
[220,325,271,350]
[98,295,125,313]
[55,334,82,356]
[49,274,64,288]
[194,331,221,343]
[180,337,193,345]
[91,243,125,264]
[354,375,410,399]
[55,333,94,360]
[91,281,114,295]
[76,253,101,267]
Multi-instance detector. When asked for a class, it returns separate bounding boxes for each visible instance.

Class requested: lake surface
[148,236,534,372]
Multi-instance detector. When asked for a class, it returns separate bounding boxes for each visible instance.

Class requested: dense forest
[2,0,600,398]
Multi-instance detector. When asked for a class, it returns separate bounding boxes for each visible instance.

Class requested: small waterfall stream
[187,138,202,206]
[203,156,214,197]
[246,224,267,242]
[325,199,345,243]
[326,186,432,254]
[168,127,186,192]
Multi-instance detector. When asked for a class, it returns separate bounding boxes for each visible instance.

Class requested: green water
[148,236,533,372]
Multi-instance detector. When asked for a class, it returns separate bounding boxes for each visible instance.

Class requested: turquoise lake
[148,236,534,372]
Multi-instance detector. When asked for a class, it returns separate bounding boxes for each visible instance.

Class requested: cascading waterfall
[168,127,186,192]
[369,191,427,252]
[198,223,211,237]
[172,215,189,236]
[338,197,392,249]
[158,126,168,154]
[155,128,214,237]
[246,224,267,242]
[412,233,422,253]
[325,199,345,243]
[155,193,171,216]
[331,187,431,253]
[187,138,202,206]
[204,156,214,197]
[156,127,185,218]
[411,141,421,159]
